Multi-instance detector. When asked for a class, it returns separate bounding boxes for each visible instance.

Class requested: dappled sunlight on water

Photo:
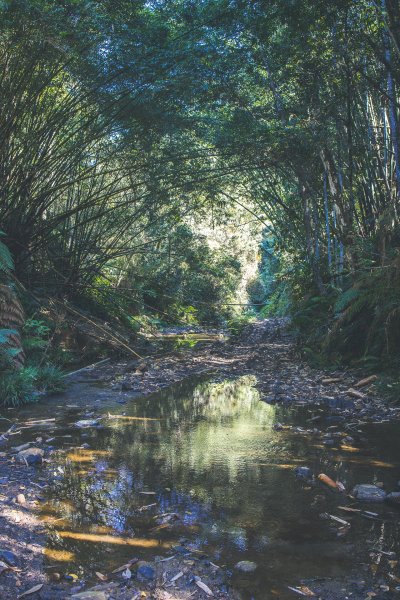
[37,376,400,598]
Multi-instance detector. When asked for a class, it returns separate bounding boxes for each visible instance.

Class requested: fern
[334,288,360,314]
[0,328,17,344]
[0,367,37,406]
[0,232,13,274]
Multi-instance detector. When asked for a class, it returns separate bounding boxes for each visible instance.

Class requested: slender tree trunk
[300,178,326,295]
[323,170,332,270]
[382,0,400,199]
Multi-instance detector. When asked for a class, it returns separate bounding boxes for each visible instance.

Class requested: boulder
[352,484,386,503]
[17,447,44,465]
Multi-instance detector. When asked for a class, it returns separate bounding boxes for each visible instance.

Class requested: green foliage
[0,329,17,345]
[333,289,361,314]
[0,233,13,274]
[0,328,21,368]
[35,365,65,393]
[175,337,199,350]
[22,319,51,353]
[0,364,66,407]
[226,313,255,339]
[0,367,37,406]
[0,0,399,380]
[169,305,198,325]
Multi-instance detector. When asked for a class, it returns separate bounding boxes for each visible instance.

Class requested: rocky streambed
[0,319,399,599]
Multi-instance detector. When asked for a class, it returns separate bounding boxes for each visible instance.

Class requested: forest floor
[0,318,399,600]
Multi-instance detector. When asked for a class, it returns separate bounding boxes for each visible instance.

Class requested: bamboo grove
[0,0,400,399]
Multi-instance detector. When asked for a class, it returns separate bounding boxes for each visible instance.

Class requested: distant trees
[1,0,400,363]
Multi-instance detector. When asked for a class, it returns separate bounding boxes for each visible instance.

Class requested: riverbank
[0,318,399,600]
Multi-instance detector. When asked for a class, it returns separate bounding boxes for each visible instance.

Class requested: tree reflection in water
[42,376,400,594]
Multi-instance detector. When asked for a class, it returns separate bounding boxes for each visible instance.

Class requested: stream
[14,375,400,598]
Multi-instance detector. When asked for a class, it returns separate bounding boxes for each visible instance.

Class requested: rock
[137,561,155,581]
[322,396,355,410]
[124,359,139,372]
[325,416,345,424]
[323,439,335,446]
[234,560,257,573]
[386,492,400,505]
[75,419,99,428]
[121,380,133,391]
[294,467,313,480]
[273,422,283,431]
[17,447,44,465]
[352,484,387,503]
[0,549,17,567]
[70,586,84,594]
[71,592,108,600]
[16,493,26,504]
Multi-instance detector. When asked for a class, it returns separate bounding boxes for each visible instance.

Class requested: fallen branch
[354,375,378,388]
[64,358,110,378]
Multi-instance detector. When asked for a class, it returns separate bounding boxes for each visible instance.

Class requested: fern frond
[0,233,13,274]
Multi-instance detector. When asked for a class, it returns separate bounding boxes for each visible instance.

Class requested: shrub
[226,313,255,338]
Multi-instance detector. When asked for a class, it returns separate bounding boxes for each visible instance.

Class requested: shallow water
[17,376,400,598]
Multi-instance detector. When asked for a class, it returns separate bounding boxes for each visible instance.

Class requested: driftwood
[64,358,110,378]
[354,374,378,388]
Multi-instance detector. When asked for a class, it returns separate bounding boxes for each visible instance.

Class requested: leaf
[287,586,315,597]
[170,571,183,582]
[111,558,138,573]
[18,584,44,598]
[195,580,214,596]
[95,571,107,581]
[122,567,131,579]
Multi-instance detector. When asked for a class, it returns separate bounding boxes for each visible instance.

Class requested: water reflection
[41,376,400,598]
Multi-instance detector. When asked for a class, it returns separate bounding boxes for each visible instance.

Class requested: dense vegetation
[1,0,400,403]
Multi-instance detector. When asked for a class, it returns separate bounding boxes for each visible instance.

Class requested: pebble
[71,592,108,600]
[0,549,17,567]
[323,439,335,446]
[16,493,26,504]
[137,562,155,580]
[75,419,99,428]
[121,380,133,391]
[294,467,313,480]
